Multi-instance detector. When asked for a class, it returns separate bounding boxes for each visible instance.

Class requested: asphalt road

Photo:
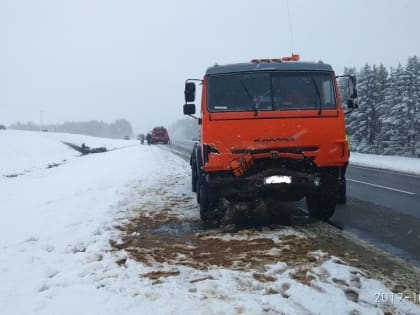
[346,165,420,219]
[329,165,420,267]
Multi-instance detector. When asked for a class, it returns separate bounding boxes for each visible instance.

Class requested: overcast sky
[1,0,419,133]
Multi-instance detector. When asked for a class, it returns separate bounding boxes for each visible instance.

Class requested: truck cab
[183,55,357,225]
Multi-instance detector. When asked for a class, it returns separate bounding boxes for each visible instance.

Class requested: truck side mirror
[347,75,358,109]
[337,75,358,110]
[184,82,196,102]
[183,103,196,115]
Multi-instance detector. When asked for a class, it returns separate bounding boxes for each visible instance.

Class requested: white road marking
[347,178,416,195]
[350,164,420,178]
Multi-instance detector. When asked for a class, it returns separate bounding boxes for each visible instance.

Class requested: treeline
[9,119,133,139]
[345,56,420,157]
[168,118,199,140]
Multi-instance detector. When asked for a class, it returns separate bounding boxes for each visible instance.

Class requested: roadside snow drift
[0,130,419,315]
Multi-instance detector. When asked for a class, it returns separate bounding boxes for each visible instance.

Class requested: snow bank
[0,129,137,175]
[351,151,420,175]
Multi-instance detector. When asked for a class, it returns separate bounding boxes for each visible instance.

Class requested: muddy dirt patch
[110,175,420,309]
[111,203,420,305]
[111,206,326,275]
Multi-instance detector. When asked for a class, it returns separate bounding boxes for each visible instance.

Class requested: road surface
[331,165,420,267]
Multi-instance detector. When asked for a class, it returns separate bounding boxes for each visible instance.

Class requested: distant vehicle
[80,143,106,155]
[0,125,6,130]
[124,135,130,140]
[150,126,170,144]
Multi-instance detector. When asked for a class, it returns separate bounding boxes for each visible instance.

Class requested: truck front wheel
[306,192,336,221]
[191,161,197,193]
[192,171,197,193]
[337,180,347,204]
[199,186,219,227]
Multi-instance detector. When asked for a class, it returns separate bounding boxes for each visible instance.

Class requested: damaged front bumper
[204,168,321,200]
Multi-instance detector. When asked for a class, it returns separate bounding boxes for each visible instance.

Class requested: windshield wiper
[311,76,322,115]
[240,80,259,116]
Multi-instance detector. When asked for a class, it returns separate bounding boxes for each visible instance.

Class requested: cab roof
[205,61,333,76]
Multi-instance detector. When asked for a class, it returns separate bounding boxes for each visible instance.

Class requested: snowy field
[0,130,419,315]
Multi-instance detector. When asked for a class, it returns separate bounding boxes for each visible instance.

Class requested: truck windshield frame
[207,71,337,112]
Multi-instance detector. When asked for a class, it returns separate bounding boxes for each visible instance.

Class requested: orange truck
[183,55,357,225]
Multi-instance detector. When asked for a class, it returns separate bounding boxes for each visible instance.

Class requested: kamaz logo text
[254,137,295,143]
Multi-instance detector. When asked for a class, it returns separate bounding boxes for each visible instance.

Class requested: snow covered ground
[0,130,419,315]
[350,152,420,175]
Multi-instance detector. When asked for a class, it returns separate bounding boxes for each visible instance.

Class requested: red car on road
[150,126,170,144]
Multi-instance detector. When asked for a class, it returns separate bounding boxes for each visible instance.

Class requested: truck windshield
[208,71,336,112]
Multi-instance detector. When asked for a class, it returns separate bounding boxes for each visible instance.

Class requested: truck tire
[306,192,336,221]
[337,165,347,204]
[199,186,219,227]
[191,157,197,193]
[192,169,197,193]
[194,146,203,202]
[337,180,347,204]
